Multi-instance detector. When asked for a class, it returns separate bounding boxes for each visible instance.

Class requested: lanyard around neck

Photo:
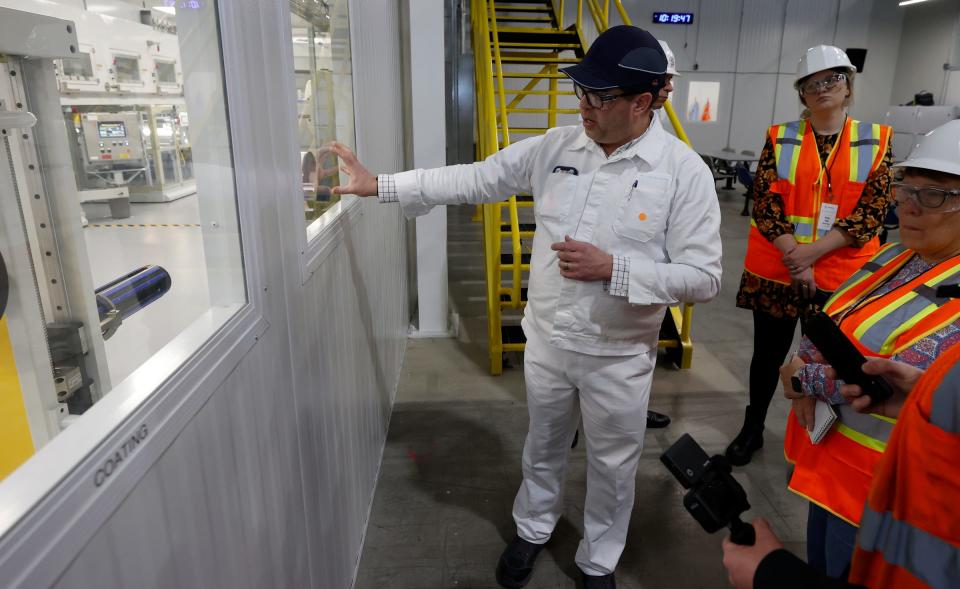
[813,115,847,201]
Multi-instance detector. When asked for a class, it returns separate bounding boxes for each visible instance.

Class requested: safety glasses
[799,73,846,96]
[893,181,960,212]
[574,84,635,109]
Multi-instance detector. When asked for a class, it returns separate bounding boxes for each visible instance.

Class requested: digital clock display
[652,12,694,25]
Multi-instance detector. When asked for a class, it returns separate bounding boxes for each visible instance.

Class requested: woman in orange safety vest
[729,45,892,467]
[779,119,960,579]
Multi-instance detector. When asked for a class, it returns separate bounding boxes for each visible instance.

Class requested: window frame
[284,0,366,284]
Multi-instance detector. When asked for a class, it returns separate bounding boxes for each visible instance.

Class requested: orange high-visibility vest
[784,243,960,525]
[849,341,960,588]
[743,117,892,291]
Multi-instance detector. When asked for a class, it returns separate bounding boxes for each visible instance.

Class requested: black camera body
[661,433,755,545]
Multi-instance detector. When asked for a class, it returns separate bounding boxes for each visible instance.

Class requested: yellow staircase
[472,0,697,374]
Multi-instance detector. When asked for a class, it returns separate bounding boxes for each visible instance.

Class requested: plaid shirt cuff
[603,255,630,297]
[377,174,399,203]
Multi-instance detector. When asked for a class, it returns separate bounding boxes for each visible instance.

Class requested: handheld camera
[660,433,755,546]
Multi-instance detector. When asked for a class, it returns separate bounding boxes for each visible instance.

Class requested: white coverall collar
[569,113,666,169]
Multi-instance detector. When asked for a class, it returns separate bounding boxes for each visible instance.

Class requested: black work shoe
[495,536,546,588]
[581,571,616,588]
[725,407,764,466]
[646,410,671,429]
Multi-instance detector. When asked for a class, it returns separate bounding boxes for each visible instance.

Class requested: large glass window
[0,0,244,482]
[289,0,356,237]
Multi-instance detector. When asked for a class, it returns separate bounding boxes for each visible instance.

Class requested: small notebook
[808,401,838,444]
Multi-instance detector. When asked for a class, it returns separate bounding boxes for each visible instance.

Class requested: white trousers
[512,327,656,576]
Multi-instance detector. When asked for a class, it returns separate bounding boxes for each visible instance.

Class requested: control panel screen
[98,122,127,139]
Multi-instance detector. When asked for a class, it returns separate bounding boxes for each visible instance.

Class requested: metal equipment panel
[0,7,78,59]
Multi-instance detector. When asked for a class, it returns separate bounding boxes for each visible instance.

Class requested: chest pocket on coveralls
[612,173,671,243]
[537,171,579,221]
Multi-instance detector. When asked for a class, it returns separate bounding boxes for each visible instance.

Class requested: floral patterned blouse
[736,128,894,319]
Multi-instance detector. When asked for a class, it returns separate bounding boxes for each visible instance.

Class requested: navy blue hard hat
[561,25,668,94]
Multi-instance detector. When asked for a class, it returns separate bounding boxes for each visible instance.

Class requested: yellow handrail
[488,1,512,148]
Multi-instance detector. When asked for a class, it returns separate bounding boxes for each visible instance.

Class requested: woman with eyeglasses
[728,46,893,468]
[777,120,960,581]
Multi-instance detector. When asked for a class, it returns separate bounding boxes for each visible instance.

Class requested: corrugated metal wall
[42,1,409,588]
[608,0,905,153]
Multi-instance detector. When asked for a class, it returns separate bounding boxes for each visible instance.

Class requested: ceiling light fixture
[898,0,934,6]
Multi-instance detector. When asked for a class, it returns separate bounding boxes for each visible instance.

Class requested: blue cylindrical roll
[95,265,172,322]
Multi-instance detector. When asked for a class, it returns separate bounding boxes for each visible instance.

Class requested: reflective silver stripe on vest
[838,405,895,449]
[857,270,960,354]
[853,122,879,183]
[859,504,960,589]
[775,121,802,180]
[850,244,908,279]
[931,359,960,433]
[872,243,909,266]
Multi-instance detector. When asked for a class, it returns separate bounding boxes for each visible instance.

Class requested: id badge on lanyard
[818,202,838,232]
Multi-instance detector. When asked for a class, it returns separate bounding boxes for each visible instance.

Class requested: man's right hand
[326,142,378,197]
[826,359,922,419]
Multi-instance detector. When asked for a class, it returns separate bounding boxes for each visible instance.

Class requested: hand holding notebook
[808,400,838,444]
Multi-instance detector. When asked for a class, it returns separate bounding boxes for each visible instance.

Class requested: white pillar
[408,0,450,337]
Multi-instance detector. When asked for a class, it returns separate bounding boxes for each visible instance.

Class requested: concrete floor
[356,188,810,588]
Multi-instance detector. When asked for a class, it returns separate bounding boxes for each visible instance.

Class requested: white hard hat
[794,45,855,88]
[658,40,679,76]
[893,119,960,177]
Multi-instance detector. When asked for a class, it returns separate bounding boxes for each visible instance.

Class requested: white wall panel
[694,0,742,73]
[729,74,778,153]
[773,73,802,125]
[779,0,840,73]
[738,0,786,73]
[834,0,870,49]
[848,0,904,124]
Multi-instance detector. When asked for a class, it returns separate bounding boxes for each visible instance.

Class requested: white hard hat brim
[893,157,960,177]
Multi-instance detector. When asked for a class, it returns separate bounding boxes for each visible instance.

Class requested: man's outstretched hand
[326,142,378,197]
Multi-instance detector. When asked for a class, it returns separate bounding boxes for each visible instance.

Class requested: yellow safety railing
[473,0,697,373]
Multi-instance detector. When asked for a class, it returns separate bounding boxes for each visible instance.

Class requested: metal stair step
[501,324,527,345]
[494,15,553,23]
[496,56,580,64]
[493,4,553,13]
[501,253,532,264]
[493,30,580,47]
[506,107,580,114]
[499,127,549,134]
[504,89,575,96]
[494,41,581,49]
[500,223,536,232]
[494,26,570,34]
[500,72,567,79]
[500,287,529,303]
